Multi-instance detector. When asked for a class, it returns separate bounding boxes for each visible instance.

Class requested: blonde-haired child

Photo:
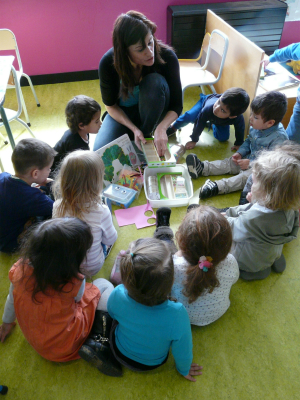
[165,206,239,326]
[52,150,117,277]
[225,148,300,280]
[102,238,202,381]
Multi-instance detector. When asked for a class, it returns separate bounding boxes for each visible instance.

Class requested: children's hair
[19,218,93,303]
[275,140,300,161]
[120,238,174,306]
[11,138,56,175]
[176,206,232,304]
[52,150,104,219]
[221,87,250,116]
[251,91,287,124]
[112,10,172,99]
[65,95,101,134]
[251,148,300,210]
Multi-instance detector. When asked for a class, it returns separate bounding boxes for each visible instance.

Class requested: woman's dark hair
[113,10,171,99]
[120,238,174,306]
[176,206,232,304]
[19,218,93,303]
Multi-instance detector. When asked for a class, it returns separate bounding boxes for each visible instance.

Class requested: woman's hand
[153,126,168,157]
[133,128,147,151]
[185,141,197,150]
[0,322,16,343]
[184,363,203,382]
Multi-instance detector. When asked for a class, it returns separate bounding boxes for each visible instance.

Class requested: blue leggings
[172,93,230,142]
[93,73,170,151]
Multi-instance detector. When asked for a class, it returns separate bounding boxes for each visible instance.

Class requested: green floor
[0,83,299,400]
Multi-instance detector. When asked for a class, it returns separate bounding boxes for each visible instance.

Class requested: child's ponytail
[176,206,232,304]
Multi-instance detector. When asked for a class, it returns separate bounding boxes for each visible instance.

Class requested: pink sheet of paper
[114,202,156,229]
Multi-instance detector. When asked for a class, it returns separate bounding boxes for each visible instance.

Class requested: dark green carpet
[0,84,299,400]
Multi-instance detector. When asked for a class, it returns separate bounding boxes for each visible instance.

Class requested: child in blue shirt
[186,91,288,199]
[262,43,300,143]
[0,138,55,253]
[80,237,202,381]
[167,87,250,151]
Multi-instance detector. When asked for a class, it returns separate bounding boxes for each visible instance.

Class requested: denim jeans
[172,93,230,142]
[93,73,170,151]
[286,86,300,144]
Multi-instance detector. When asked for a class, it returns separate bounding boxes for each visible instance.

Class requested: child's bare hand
[184,363,203,382]
[236,159,250,170]
[0,322,16,343]
[185,141,197,150]
[231,145,240,151]
[231,152,241,165]
[261,59,270,69]
[246,192,252,203]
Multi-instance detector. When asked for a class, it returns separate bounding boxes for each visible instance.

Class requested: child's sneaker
[186,154,204,179]
[199,179,219,199]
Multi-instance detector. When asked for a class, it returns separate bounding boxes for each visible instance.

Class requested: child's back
[52,150,117,276]
[0,139,55,253]
[171,206,239,326]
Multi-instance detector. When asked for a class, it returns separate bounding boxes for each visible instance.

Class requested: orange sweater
[9,261,101,362]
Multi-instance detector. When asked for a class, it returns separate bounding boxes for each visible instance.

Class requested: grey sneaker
[199,179,219,199]
[186,154,204,179]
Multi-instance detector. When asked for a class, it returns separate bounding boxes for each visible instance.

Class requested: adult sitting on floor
[93,10,182,156]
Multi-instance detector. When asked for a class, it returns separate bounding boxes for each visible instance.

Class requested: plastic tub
[144,165,193,208]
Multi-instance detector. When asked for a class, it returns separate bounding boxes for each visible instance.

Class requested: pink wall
[0,0,297,76]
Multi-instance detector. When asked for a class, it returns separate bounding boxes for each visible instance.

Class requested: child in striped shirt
[52,150,117,277]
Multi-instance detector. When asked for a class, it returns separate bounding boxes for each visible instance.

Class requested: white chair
[0,29,40,127]
[179,29,229,103]
[0,65,35,143]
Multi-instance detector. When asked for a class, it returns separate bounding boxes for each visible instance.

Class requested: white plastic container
[144,165,193,208]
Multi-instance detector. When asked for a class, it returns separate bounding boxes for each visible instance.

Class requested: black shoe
[186,154,204,179]
[239,268,271,281]
[79,338,122,377]
[0,386,8,395]
[271,254,286,273]
[166,126,177,137]
[187,204,200,213]
[156,207,171,228]
[199,179,219,199]
[239,191,249,205]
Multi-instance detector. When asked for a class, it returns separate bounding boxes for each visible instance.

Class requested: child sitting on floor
[224,148,300,281]
[52,150,117,277]
[0,138,55,253]
[51,95,101,175]
[152,206,239,325]
[94,238,202,381]
[0,218,120,376]
[186,91,288,200]
[167,87,250,151]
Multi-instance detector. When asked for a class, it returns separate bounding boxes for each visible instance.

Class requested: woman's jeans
[93,73,170,151]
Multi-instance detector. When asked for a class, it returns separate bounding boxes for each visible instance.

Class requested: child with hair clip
[0,218,122,377]
[224,148,300,281]
[52,150,117,277]
[166,206,239,326]
[104,238,202,381]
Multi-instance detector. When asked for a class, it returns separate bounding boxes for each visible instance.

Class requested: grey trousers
[93,278,114,312]
[202,157,252,194]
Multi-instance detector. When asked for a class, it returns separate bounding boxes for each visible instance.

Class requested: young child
[170,206,239,326]
[262,43,300,143]
[224,149,300,281]
[186,91,288,200]
[104,238,202,381]
[52,150,117,277]
[167,87,250,150]
[51,95,101,174]
[0,218,120,376]
[0,138,55,253]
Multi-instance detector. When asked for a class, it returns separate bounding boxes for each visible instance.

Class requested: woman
[93,11,182,156]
